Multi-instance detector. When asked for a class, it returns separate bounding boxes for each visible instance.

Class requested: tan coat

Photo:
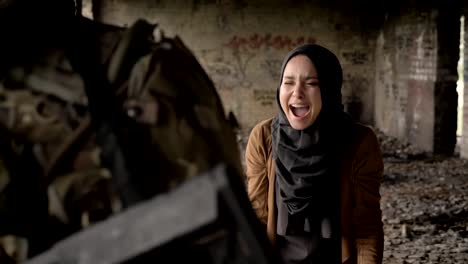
[245,118,384,264]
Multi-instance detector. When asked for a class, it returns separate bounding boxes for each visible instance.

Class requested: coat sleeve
[245,123,269,226]
[351,127,384,264]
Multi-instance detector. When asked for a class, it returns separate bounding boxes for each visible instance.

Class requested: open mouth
[290,104,310,118]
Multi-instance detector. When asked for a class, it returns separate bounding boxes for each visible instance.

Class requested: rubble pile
[374,128,429,161]
[380,131,468,263]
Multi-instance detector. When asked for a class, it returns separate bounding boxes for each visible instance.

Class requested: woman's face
[279,54,322,130]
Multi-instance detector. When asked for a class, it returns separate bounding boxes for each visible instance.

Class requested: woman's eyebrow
[283,75,318,80]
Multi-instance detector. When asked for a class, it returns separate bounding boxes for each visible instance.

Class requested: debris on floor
[378,129,468,264]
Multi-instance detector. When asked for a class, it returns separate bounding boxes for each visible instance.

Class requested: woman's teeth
[290,105,310,117]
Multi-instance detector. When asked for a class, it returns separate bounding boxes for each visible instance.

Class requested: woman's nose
[292,83,304,98]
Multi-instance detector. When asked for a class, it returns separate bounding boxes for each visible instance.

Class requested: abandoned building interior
[0,0,467,263]
[84,0,468,158]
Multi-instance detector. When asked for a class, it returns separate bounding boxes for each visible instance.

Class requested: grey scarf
[271,44,352,244]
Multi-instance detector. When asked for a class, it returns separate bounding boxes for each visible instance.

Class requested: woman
[245,44,384,264]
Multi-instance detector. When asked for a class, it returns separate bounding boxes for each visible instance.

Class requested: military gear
[0,6,263,262]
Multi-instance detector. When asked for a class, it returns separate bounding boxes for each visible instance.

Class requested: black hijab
[271,44,353,239]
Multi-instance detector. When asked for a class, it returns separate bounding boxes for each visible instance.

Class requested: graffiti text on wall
[225,34,316,52]
[217,34,316,88]
[395,24,437,82]
[261,59,283,81]
[409,29,436,82]
[342,51,370,65]
[253,89,276,106]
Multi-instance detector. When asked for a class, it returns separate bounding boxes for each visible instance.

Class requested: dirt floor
[377,130,468,264]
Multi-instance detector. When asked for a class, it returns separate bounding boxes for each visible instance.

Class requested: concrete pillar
[375,6,461,155]
[375,9,438,152]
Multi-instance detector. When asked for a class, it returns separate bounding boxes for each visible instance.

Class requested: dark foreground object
[25,164,279,264]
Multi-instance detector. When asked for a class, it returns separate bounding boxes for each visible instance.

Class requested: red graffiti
[225,34,316,51]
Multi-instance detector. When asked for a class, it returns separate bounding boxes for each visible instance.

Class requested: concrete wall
[85,0,464,156]
[89,0,383,135]
[375,9,438,152]
[375,6,460,154]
